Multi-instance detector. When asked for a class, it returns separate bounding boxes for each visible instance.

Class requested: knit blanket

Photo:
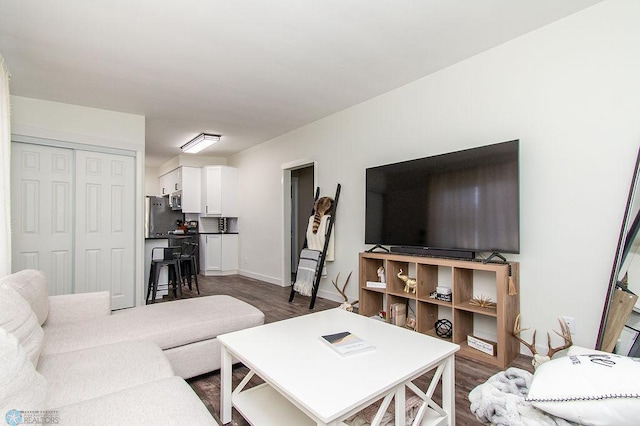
[306,215,334,261]
[292,249,322,297]
[469,368,575,426]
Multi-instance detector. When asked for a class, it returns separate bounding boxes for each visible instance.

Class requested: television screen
[365,140,519,254]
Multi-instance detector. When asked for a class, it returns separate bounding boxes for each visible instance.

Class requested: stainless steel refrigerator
[145,196,184,238]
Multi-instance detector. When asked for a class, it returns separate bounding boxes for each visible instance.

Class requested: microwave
[170,192,182,211]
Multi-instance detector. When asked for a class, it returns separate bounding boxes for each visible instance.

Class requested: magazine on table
[320,331,375,356]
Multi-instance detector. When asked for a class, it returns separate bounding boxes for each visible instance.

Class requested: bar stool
[146,246,183,304]
[179,241,200,295]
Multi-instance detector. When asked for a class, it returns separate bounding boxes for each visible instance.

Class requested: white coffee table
[219,308,459,425]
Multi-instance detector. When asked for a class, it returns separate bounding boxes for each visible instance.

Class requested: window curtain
[0,55,11,277]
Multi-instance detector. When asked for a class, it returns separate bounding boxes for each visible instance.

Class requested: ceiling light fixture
[181,133,221,154]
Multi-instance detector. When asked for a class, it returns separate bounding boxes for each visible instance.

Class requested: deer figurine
[332,272,358,312]
[397,269,417,293]
[512,314,572,369]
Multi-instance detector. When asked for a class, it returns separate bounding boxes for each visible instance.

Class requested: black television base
[366,244,390,253]
[389,246,475,260]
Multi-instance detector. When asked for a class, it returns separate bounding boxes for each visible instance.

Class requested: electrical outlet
[563,316,576,335]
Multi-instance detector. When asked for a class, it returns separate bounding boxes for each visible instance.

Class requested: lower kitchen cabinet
[200,234,239,276]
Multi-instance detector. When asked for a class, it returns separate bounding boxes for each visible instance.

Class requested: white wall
[10,96,148,306]
[145,167,160,196]
[11,96,145,150]
[230,0,640,350]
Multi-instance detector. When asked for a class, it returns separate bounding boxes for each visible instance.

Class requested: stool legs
[147,261,183,304]
[180,258,199,295]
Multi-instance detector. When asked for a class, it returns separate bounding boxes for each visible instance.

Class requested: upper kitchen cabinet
[159,168,180,195]
[202,166,238,217]
[180,167,202,213]
[159,167,202,213]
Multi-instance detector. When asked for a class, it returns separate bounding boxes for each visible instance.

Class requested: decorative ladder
[288,183,341,309]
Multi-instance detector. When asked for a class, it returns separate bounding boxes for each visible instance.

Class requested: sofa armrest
[45,291,111,326]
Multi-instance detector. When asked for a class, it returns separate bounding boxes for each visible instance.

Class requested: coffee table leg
[221,346,232,424]
[394,384,405,425]
[443,355,455,425]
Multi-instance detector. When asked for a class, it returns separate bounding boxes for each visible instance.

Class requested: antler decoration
[512,314,572,369]
[547,317,573,358]
[332,272,358,312]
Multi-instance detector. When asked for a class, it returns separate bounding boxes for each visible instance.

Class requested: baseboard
[238,269,283,287]
[316,289,345,304]
[200,270,238,277]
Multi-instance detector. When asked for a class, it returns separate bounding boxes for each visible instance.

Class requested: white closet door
[11,143,74,295]
[75,151,135,309]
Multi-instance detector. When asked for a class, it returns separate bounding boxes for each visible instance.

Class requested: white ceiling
[0,0,602,166]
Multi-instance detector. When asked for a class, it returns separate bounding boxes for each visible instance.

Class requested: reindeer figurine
[512,314,572,369]
[397,269,417,293]
[332,272,358,312]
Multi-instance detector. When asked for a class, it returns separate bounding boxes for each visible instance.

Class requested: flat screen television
[365,140,519,257]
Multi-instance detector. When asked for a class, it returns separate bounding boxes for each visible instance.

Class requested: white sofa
[0,269,266,425]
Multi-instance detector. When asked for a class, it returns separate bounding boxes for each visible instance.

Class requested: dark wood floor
[172,274,532,425]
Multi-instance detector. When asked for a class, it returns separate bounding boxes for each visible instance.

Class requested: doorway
[289,165,315,283]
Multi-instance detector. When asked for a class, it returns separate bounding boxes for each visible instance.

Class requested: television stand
[483,252,507,263]
[358,251,520,368]
[366,244,389,253]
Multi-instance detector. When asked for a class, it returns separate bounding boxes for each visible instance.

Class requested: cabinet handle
[175,183,178,190]
[206,205,208,214]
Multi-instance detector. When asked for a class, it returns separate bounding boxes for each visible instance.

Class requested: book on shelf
[320,331,375,356]
[366,281,386,289]
[390,302,407,327]
[467,335,496,356]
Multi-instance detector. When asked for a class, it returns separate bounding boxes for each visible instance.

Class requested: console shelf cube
[358,252,520,368]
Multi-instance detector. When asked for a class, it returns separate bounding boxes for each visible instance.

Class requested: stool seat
[146,246,183,304]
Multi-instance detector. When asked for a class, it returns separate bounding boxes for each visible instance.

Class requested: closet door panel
[11,143,74,295]
[75,151,135,309]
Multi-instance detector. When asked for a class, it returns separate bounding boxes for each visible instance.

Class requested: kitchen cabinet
[201,166,238,217]
[159,167,202,213]
[180,167,201,213]
[200,234,238,276]
[160,169,180,195]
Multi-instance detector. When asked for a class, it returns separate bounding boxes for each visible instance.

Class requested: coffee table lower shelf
[233,383,347,426]
[233,382,448,426]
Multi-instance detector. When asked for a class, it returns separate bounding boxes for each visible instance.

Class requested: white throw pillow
[0,327,47,414]
[0,286,44,366]
[0,270,49,325]
[527,347,640,425]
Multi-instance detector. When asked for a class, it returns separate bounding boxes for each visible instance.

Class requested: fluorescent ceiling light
[181,133,221,154]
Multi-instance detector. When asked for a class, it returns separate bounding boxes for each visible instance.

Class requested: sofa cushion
[0,269,49,325]
[0,286,44,366]
[0,327,48,415]
[38,340,175,408]
[42,295,264,355]
[56,376,218,425]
